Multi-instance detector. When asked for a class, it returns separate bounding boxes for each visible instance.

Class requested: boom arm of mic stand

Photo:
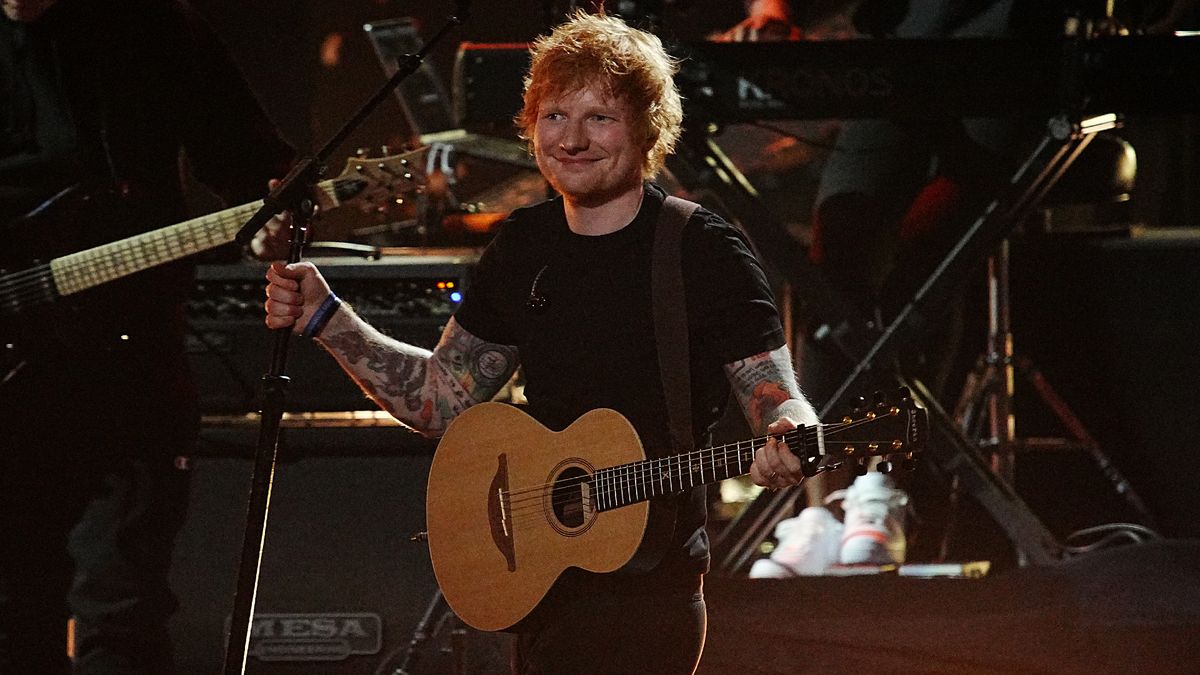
[222,8,468,674]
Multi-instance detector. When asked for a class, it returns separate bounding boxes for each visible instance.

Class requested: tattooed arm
[724,344,818,488]
[318,314,517,435]
[265,261,518,436]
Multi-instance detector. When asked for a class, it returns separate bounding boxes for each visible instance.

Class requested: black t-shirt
[455,182,785,593]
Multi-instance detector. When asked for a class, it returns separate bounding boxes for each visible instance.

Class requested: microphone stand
[222,4,470,672]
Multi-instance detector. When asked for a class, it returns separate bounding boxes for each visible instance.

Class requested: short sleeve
[683,213,786,364]
[453,219,520,346]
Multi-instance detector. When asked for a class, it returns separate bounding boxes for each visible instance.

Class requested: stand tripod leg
[907,376,1064,565]
[1015,356,1158,528]
[984,244,1017,485]
[1,357,26,387]
[391,588,449,675]
[945,351,1005,561]
[952,354,998,444]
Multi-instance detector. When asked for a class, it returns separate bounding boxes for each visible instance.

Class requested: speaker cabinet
[170,431,510,673]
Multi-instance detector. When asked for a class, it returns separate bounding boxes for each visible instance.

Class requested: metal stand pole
[953,239,1157,526]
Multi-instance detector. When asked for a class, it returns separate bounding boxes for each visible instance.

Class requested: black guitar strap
[652,195,700,454]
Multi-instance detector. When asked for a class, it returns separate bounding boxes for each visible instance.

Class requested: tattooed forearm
[725,345,817,433]
[320,330,427,411]
[319,329,432,417]
[317,313,518,435]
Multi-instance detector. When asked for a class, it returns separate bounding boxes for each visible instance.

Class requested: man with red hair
[265,10,816,673]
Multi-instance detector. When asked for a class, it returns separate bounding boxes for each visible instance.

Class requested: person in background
[1,0,292,671]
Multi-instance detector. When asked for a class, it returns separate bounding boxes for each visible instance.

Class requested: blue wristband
[301,293,341,338]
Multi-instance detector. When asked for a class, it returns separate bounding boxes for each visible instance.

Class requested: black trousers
[0,352,194,674]
[513,579,707,675]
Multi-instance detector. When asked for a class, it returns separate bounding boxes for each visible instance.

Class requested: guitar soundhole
[550,466,591,530]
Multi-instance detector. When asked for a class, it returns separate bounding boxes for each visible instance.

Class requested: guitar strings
[0,161,423,308]
[0,209,249,306]
[500,428,810,503]
[495,437,810,525]
[499,419,891,517]
[497,416,899,522]
[1,262,57,304]
[499,416,884,503]
[500,471,820,532]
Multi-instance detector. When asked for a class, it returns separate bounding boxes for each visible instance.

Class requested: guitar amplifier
[186,250,478,414]
[170,452,513,674]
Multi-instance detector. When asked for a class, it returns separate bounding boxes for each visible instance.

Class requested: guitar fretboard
[590,426,822,511]
[49,201,264,297]
[45,179,341,299]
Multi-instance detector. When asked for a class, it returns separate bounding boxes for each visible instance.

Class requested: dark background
[169,1,1199,670]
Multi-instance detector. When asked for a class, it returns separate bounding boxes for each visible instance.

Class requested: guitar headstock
[316,147,428,216]
[799,387,928,478]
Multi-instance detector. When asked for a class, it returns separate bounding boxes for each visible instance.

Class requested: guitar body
[427,402,671,632]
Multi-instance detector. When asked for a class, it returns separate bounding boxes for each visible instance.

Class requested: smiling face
[532,85,648,209]
[516,12,684,187]
[2,0,58,22]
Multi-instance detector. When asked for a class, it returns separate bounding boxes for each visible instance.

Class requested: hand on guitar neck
[749,399,820,490]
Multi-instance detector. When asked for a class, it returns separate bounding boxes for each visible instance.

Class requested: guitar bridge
[487,453,516,572]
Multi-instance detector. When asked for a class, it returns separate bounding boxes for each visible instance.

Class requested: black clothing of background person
[0,0,292,672]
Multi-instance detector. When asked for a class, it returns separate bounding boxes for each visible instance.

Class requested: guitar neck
[591,427,819,512]
[47,179,341,298]
[49,201,259,296]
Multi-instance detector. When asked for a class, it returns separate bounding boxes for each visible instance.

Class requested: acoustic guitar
[426,390,927,631]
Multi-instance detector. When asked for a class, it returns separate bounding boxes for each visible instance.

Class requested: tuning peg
[873,390,888,406]
[896,385,912,403]
[877,460,894,474]
[849,458,868,476]
[851,395,867,413]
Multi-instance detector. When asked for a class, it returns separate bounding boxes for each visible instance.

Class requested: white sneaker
[835,472,908,566]
[749,506,844,578]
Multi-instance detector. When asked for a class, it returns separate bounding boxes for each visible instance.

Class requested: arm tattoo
[319,315,518,435]
[725,345,817,433]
